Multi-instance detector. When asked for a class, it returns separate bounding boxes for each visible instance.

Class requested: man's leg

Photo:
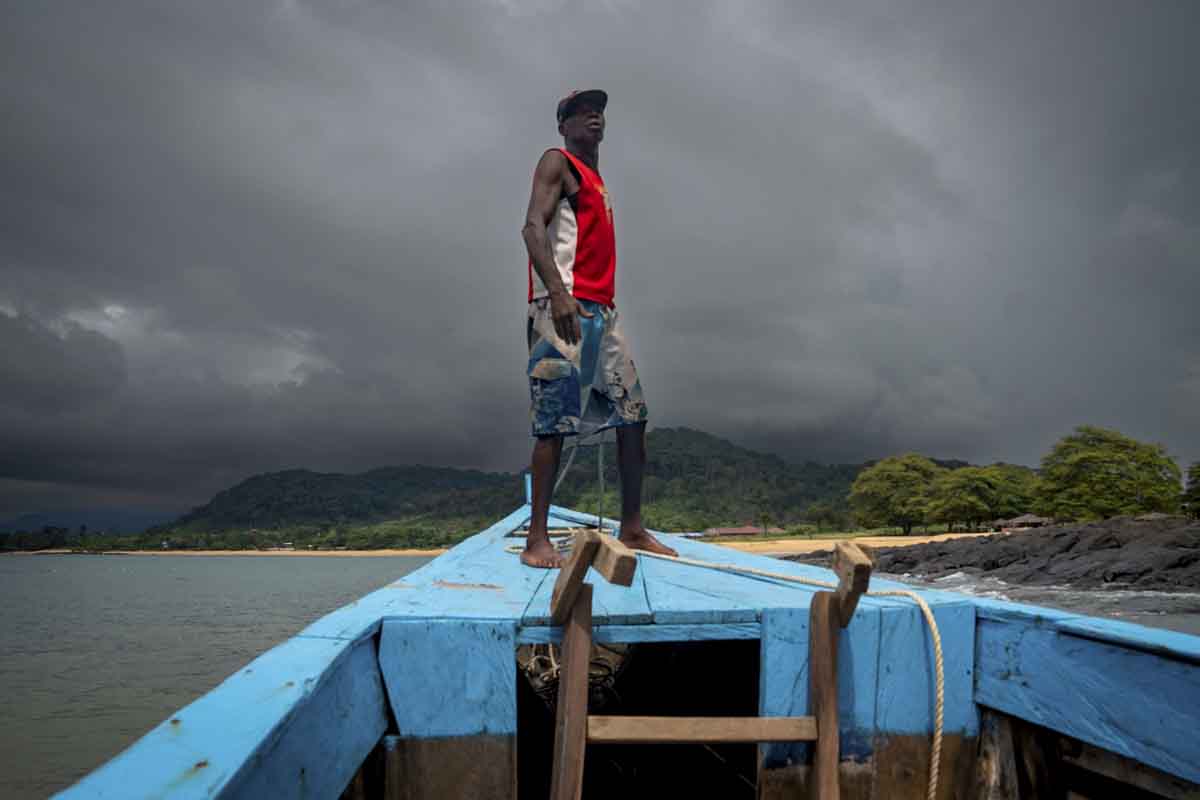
[614,422,677,556]
[522,434,566,568]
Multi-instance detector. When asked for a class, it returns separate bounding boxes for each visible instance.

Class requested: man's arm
[522,150,592,345]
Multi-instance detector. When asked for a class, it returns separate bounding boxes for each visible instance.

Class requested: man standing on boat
[520,89,677,568]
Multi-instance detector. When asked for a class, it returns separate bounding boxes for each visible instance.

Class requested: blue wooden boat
[56,500,1200,799]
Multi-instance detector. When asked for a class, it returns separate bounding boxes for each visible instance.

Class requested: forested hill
[167,465,523,534]
[153,428,879,544]
[554,427,864,531]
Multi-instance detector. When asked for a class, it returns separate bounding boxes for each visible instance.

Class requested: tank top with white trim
[528,147,616,307]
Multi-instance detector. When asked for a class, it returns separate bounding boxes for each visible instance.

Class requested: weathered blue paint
[56,636,387,800]
[974,598,1200,784]
[379,618,518,737]
[759,606,815,768]
[516,622,762,644]
[877,600,977,736]
[1053,616,1200,665]
[523,561,652,625]
[758,598,973,768]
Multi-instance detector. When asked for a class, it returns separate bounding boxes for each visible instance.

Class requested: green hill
[554,427,861,531]
[125,427,973,549]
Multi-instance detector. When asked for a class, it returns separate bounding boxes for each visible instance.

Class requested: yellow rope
[635,550,945,800]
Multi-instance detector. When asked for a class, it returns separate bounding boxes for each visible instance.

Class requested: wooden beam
[591,533,637,587]
[587,715,818,744]
[549,583,593,800]
[1060,735,1200,800]
[832,542,872,627]
[550,531,601,624]
[810,591,840,800]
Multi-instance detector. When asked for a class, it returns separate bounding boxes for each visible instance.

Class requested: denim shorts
[527,298,649,437]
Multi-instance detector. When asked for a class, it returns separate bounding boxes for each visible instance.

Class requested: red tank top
[528,148,616,306]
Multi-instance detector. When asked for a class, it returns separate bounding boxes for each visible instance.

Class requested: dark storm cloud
[2,0,1198,515]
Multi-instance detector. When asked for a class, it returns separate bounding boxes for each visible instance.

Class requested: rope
[635,550,945,800]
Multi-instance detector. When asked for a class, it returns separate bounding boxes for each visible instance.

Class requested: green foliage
[1183,462,1200,520]
[849,454,945,534]
[1035,425,1182,521]
[925,467,999,528]
[554,428,859,532]
[982,463,1040,519]
[924,463,1039,529]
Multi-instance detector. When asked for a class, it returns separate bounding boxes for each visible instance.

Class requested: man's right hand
[549,290,594,345]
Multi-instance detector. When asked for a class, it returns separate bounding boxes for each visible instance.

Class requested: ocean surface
[887,571,1200,636]
[3,554,1199,798]
[0,554,432,799]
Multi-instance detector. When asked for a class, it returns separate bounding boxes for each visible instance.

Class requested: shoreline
[4,547,449,557]
[4,531,989,559]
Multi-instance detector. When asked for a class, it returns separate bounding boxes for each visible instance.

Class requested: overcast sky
[2,1,1198,516]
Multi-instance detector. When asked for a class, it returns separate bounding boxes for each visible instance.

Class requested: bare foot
[520,534,565,569]
[618,526,678,557]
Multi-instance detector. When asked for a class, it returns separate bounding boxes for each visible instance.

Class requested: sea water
[0,554,432,799]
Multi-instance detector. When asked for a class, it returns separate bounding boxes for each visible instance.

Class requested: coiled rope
[635,549,945,800]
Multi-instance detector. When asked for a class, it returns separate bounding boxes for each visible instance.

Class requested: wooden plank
[876,600,977,736]
[809,592,840,800]
[587,715,818,743]
[1054,616,1200,665]
[832,542,871,627]
[383,736,516,800]
[517,622,760,644]
[522,559,651,626]
[378,619,517,738]
[57,636,388,800]
[551,530,601,624]
[383,735,403,800]
[1059,735,1200,800]
[758,603,882,778]
[591,532,637,586]
[550,584,593,800]
[300,505,537,639]
[975,614,1200,785]
[973,711,1019,800]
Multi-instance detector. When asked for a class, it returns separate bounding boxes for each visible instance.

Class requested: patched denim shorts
[527,298,649,437]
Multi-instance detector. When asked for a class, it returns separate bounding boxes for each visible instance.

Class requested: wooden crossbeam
[832,541,872,627]
[587,715,818,744]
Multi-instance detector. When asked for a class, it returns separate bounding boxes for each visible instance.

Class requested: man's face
[560,102,605,143]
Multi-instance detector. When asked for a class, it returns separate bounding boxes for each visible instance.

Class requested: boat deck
[56,504,1200,799]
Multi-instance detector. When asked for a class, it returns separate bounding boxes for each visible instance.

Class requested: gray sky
[2,1,1198,516]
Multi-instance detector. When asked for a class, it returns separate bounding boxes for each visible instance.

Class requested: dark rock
[786,517,1200,592]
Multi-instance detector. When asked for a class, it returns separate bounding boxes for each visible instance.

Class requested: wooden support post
[832,542,872,627]
[550,583,593,800]
[810,591,841,800]
[551,531,601,624]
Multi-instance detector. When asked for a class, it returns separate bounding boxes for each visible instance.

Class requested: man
[520,89,678,568]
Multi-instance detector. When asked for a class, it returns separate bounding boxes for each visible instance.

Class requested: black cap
[556,89,608,124]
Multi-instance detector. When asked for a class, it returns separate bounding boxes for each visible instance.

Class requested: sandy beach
[714,531,991,556]
[8,547,449,557]
[8,532,991,559]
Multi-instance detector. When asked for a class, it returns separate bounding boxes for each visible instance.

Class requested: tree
[849,454,944,534]
[1183,462,1200,520]
[926,467,1001,530]
[981,463,1040,520]
[1035,425,1181,521]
